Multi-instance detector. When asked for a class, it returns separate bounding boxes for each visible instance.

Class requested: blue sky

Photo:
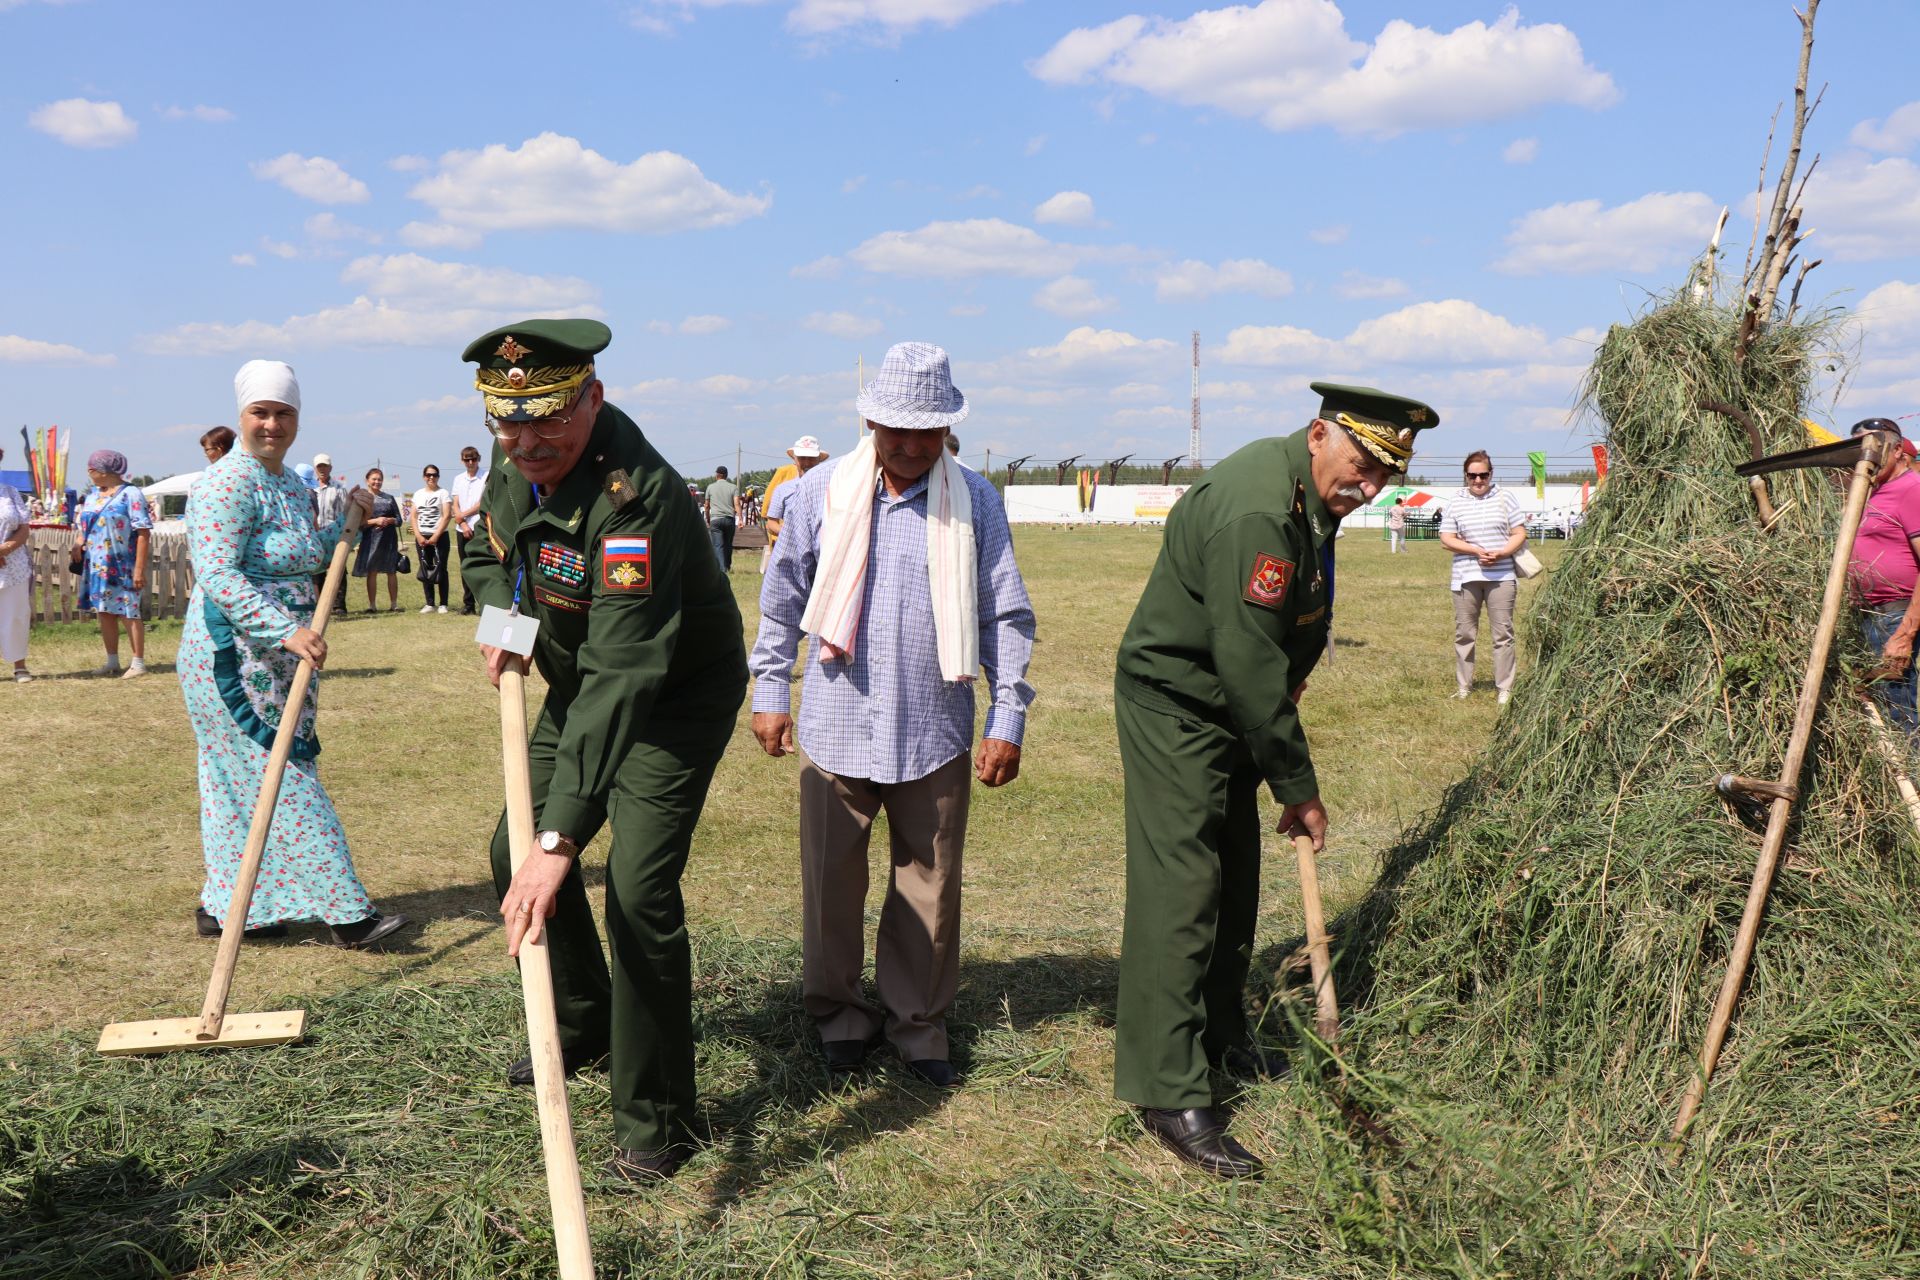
[6,0,1920,483]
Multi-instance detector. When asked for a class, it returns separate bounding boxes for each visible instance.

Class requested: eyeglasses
[424,471,439,478]
[486,393,586,442]
[1466,471,1492,481]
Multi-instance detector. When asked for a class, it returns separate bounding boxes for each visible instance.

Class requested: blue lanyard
[510,486,543,613]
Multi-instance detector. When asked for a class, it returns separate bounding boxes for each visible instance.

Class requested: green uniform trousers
[489,701,736,1153]
[1112,684,1263,1110]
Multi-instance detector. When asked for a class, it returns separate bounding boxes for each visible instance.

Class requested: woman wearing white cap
[177,359,410,947]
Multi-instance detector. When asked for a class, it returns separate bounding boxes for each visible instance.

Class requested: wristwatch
[536,830,580,858]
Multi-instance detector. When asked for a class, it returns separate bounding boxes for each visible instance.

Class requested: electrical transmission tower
[1189,331,1201,469]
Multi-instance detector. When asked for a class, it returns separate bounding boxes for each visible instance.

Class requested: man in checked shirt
[750,342,1036,1089]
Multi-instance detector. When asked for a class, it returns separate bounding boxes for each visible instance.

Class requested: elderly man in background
[1848,418,1920,743]
[1113,382,1438,1178]
[1438,450,1527,705]
[312,453,349,612]
[750,342,1036,1089]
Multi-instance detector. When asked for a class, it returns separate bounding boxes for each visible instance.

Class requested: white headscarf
[234,359,301,414]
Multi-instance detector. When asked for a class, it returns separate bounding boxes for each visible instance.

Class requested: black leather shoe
[822,1038,874,1073]
[507,1043,608,1087]
[194,907,287,940]
[327,911,411,950]
[904,1058,960,1089]
[603,1146,684,1184]
[1138,1107,1265,1178]
[1216,1044,1291,1081]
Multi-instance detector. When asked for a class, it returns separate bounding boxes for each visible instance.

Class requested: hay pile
[1314,297,1920,1277]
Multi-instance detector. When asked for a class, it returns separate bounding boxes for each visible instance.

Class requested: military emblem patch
[537,541,588,588]
[601,535,652,593]
[1243,553,1293,610]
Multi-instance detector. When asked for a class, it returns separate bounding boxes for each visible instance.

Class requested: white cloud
[1033,275,1116,317]
[1308,223,1349,245]
[1857,280,1920,347]
[0,334,114,366]
[698,373,755,395]
[680,314,730,335]
[842,174,868,193]
[1346,299,1545,363]
[791,254,844,279]
[849,217,1081,277]
[28,98,137,148]
[1218,324,1343,367]
[142,253,600,354]
[1109,381,1167,402]
[1803,151,1920,260]
[1025,134,1048,156]
[261,238,300,260]
[398,221,484,250]
[804,310,884,339]
[408,133,769,234]
[1492,190,1720,275]
[1851,103,1920,155]
[304,212,381,243]
[1025,325,1176,366]
[1334,270,1408,299]
[159,104,233,123]
[1200,380,1261,400]
[1034,190,1095,226]
[251,153,370,204]
[1154,257,1292,302]
[1032,3,1616,138]
[231,253,257,267]
[958,183,1002,201]
[786,0,1010,36]
[1503,136,1539,164]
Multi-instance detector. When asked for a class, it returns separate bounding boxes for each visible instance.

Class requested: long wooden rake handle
[1672,446,1878,1139]
[1292,832,1340,1044]
[499,667,595,1280]
[199,502,364,1039]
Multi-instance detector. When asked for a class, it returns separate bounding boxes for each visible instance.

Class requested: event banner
[1131,485,1187,518]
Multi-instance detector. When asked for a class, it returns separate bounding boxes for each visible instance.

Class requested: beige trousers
[799,751,972,1060]
[1453,578,1517,694]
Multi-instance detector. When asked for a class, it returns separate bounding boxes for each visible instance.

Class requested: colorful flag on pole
[1591,443,1608,483]
[1528,451,1547,500]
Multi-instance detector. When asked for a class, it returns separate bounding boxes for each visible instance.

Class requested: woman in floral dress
[181,359,410,948]
[77,449,152,678]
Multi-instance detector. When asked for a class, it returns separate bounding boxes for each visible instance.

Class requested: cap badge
[1407,407,1428,423]
[496,335,531,363]
[506,367,528,389]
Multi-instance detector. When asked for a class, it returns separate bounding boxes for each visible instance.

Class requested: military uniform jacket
[461,403,748,838]
[1114,428,1334,805]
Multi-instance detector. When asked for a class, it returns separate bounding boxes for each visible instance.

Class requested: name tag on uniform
[475,604,538,656]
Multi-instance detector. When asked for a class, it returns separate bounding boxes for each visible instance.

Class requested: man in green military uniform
[1112,382,1438,1178]
[460,318,747,1184]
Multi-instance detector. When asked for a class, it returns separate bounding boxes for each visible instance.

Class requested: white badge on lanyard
[475,603,538,655]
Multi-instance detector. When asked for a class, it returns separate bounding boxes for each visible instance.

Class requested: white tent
[141,471,201,498]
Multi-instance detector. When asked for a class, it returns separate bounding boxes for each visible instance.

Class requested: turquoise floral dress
[182,452,374,927]
[78,484,152,618]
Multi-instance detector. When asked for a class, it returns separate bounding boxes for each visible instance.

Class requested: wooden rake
[1292,832,1340,1045]
[99,503,364,1056]
[498,665,595,1279]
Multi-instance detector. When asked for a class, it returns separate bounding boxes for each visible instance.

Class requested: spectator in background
[411,464,452,613]
[200,427,236,465]
[451,444,488,614]
[353,467,403,611]
[313,454,349,612]
[763,435,828,558]
[1438,450,1526,705]
[706,465,740,571]
[0,446,30,682]
[76,449,153,679]
[1387,497,1408,553]
[1848,419,1920,742]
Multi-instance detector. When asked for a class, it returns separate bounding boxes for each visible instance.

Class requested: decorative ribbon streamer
[1529,450,1548,501]
[1591,443,1608,483]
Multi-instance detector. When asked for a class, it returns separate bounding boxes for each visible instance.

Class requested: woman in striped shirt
[1438,450,1528,704]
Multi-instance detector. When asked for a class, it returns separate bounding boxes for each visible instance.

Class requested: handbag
[1513,547,1545,579]
[396,546,412,575]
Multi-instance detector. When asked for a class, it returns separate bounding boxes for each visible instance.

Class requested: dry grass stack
[1309,295,1920,1275]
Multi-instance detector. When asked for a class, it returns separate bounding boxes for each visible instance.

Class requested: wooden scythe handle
[199,502,364,1038]
[499,667,595,1279]
[1292,832,1341,1045]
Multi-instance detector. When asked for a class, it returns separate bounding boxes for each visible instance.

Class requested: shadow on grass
[0,1137,343,1280]
[692,950,1118,1219]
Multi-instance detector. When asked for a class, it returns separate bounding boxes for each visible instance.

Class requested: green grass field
[0,527,1555,1278]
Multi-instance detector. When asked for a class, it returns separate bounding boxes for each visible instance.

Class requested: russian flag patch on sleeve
[601,535,652,593]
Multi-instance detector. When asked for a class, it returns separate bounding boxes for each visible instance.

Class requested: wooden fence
[26,528,196,623]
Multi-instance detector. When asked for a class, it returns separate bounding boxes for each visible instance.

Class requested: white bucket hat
[854,342,968,431]
[788,435,827,460]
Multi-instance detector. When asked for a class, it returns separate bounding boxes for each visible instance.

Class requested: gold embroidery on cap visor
[476,362,594,420]
[1334,411,1415,469]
